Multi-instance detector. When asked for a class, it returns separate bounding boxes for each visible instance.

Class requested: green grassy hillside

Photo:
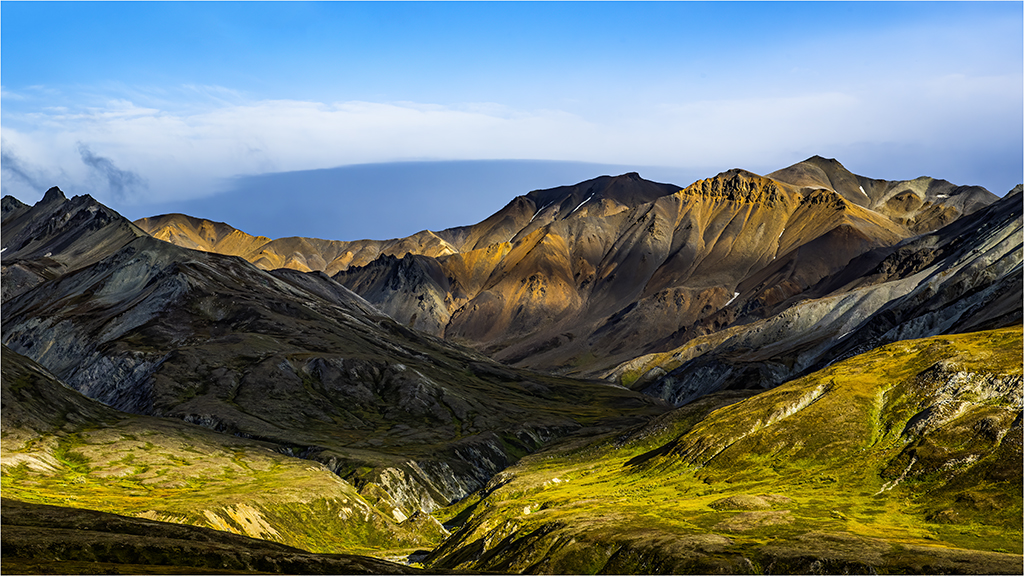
[0,348,439,558]
[428,327,1023,574]
[1,499,420,575]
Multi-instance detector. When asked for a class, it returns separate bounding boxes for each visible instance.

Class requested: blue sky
[2,2,1022,240]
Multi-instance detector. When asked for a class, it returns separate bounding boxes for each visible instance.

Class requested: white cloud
[2,71,1021,207]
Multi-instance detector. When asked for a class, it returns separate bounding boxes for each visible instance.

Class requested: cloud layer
[3,68,1021,210]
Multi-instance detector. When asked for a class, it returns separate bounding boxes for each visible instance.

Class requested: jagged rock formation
[136,159,997,377]
[615,186,1022,405]
[1,187,147,302]
[2,191,666,535]
[426,328,1023,574]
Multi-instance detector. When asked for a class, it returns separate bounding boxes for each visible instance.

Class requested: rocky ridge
[1,187,147,302]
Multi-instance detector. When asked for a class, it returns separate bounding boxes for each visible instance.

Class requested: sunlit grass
[430,327,1024,572]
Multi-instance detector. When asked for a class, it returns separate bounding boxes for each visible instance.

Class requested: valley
[2,156,1021,574]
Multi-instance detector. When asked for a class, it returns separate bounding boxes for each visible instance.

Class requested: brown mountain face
[135,159,998,375]
[614,186,1022,405]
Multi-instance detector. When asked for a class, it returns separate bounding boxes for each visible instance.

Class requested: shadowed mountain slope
[426,328,1023,574]
[2,191,667,544]
[1,187,147,303]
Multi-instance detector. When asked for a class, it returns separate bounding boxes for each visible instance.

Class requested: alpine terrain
[3,156,1021,574]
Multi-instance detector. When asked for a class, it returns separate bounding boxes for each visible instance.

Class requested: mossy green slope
[428,327,1023,574]
[1,347,440,557]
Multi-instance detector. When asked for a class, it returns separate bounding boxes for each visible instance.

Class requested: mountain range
[2,156,1020,574]
[136,156,1005,379]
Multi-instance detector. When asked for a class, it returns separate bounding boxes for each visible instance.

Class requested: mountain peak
[40,186,67,204]
[806,154,836,162]
[524,172,680,214]
[681,169,785,206]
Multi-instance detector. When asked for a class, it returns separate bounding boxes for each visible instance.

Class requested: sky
[2,2,1022,240]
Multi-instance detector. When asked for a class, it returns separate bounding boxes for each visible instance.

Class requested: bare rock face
[335,253,453,335]
[682,170,786,206]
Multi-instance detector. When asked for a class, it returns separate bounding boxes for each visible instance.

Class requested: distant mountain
[136,212,459,275]
[2,190,665,546]
[136,159,999,376]
[334,161,998,375]
[769,155,995,232]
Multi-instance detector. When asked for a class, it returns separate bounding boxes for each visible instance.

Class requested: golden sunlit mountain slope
[337,166,995,375]
[136,213,458,275]
[613,186,1022,405]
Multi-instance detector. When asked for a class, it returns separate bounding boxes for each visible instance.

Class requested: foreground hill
[2,499,420,574]
[1,349,429,566]
[1,189,666,556]
[426,328,1023,574]
[136,158,998,376]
